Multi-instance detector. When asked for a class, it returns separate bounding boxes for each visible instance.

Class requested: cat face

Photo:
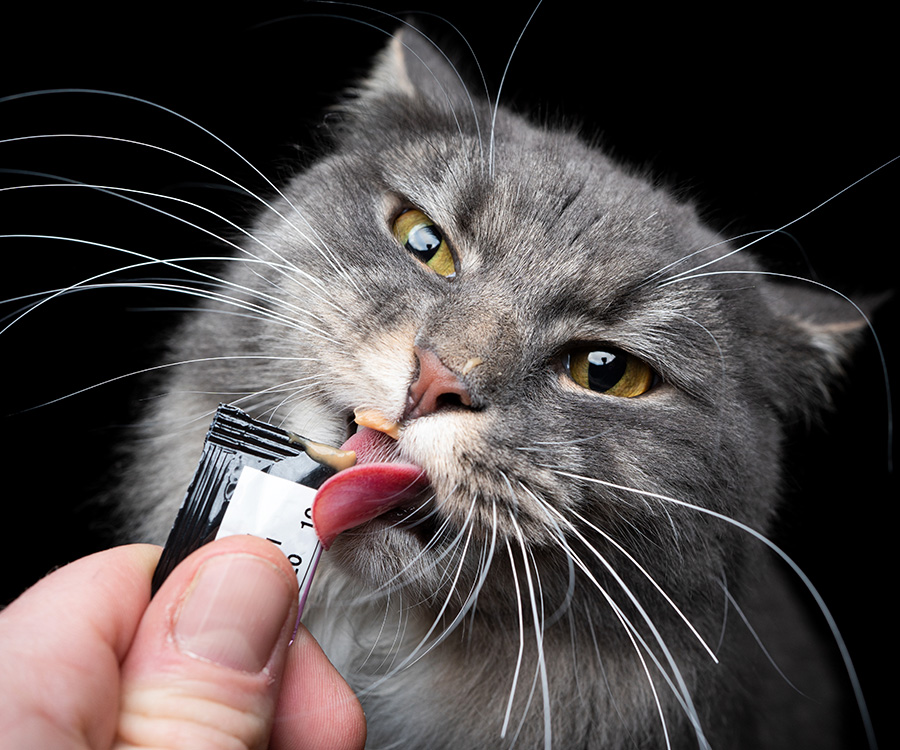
[160,34,860,628]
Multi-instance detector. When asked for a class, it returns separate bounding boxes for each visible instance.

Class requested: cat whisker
[2,90,374,300]
[0,173,344,314]
[543,515,694,750]
[4,354,319,415]
[143,376,327,433]
[175,375,321,402]
[373,494,501,698]
[5,275,340,353]
[0,234,341,346]
[514,482,577,629]
[0,142,336,287]
[357,501,481,693]
[234,380,326,423]
[561,502,717,663]
[355,588,401,674]
[342,500,456,606]
[640,156,898,295]
[488,0,544,179]
[637,228,775,289]
[132,382,327,451]
[515,428,614,448]
[501,536,527,741]
[716,578,809,697]
[550,466,878,748]
[659,268,892,470]
[499,471,551,748]
[507,511,552,750]
[514,475,713,746]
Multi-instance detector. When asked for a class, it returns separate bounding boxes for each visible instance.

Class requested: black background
[1,3,895,747]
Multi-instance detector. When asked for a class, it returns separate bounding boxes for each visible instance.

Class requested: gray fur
[122,29,865,749]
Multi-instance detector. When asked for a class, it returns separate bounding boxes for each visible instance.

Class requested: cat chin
[326,520,450,594]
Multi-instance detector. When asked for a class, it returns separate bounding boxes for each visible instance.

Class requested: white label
[217,466,322,614]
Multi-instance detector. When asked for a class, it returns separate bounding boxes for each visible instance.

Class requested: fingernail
[174,554,294,672]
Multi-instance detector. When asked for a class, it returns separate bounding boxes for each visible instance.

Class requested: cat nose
[405,346,472,420]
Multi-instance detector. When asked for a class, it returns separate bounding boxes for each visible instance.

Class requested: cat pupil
[405,222,443,262]
[587,350,625,391]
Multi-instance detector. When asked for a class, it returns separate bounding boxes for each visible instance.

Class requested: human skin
[0,535,366,750]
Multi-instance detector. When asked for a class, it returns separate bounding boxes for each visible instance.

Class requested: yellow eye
[392,209,457,278]
[566,347,655,398]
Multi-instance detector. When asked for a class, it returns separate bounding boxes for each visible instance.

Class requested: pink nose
[405,347,472,420]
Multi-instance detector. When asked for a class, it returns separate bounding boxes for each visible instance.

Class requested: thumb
[115,535,299,749]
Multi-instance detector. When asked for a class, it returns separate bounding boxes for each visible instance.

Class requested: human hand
[0,535,366,749]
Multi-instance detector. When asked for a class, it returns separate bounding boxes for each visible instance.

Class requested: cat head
[167,29,867,622]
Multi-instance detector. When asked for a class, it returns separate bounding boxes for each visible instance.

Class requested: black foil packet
[151,404,346,595]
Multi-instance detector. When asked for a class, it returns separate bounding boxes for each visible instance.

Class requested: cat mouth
[312,422,432,549]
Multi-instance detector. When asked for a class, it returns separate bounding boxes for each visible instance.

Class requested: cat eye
[565,347,655,398]
[392,208,457,278]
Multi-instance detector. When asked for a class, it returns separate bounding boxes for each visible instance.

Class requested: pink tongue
[312,427,429,549]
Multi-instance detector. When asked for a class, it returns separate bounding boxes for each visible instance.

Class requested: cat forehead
[368,131,713,290]
[314,95,748,331]
[375,118,638,208]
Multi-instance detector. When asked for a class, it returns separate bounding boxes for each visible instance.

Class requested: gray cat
[102,27,884,749]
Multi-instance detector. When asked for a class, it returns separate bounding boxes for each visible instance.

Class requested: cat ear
[348,27,477,118]
[762,283,878,419]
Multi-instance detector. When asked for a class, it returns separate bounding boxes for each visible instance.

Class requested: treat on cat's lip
[312,425,429,549]
[288,432,357,471]
[353,406,400,439]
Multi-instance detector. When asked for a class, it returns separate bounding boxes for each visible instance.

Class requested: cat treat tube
[150,403,355,616]
[153,403,431,614]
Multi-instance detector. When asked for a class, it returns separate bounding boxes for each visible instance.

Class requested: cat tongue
[312,427,429,549]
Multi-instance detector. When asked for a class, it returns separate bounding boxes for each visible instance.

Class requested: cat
[1,5,893,749]
[107,24,887,750]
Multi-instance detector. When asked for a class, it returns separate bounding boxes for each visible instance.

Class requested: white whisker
[488,0,543,178]
[0,173,342,310]
[500,535,527,741]
[550,467,877,749]
[0,93,370,301]
[718,579,807,696]
[357,492,484,692]
[508,512,552,750]
[650,156,899,288]
[660,268,892,471]
[528,503,682,749]
[553,499,718,663]
[5,354,320,416]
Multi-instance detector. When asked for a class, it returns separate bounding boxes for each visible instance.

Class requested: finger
[114,535,299,750]
[270,624,367,750]
[0,544,161,749]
